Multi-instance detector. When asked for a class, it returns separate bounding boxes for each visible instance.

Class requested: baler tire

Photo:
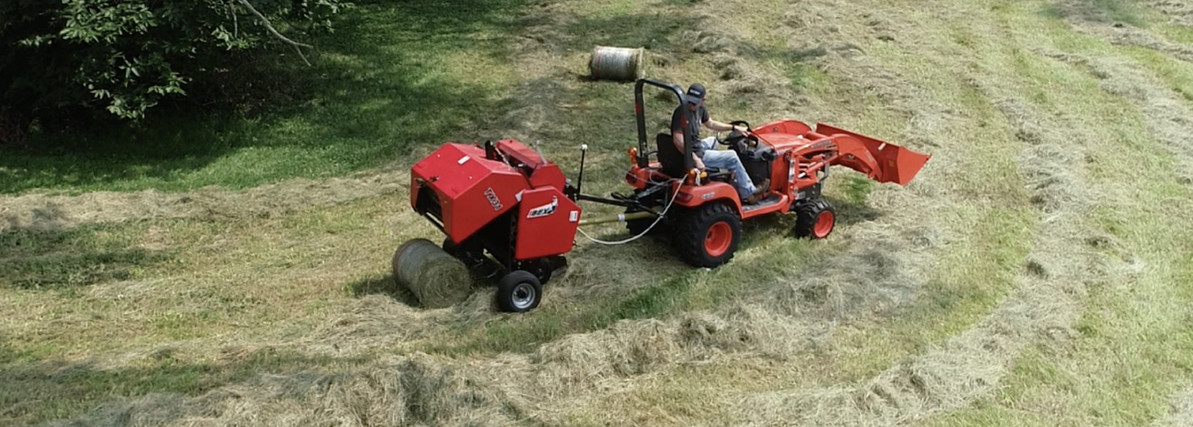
[794,199,836,239]
[675,203,741,268]
[496,270,542,313]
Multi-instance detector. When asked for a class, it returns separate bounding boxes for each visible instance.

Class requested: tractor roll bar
[634,78,698,171]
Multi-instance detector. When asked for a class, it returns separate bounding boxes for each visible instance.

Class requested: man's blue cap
[685,83,706,104]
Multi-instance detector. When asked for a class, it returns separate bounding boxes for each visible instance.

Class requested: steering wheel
[722,120,753,142]
[721,120,753,151]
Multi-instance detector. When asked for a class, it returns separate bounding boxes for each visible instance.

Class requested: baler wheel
[794,199,836,239]
[496,270,542,313]
[676,203,741,267]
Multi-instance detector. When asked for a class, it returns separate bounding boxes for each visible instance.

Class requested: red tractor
[614,78,932,267]
[401,78,930,311]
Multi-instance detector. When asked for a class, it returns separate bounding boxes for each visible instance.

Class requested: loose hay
[0,170,409,232]
[1157,385,1193,427]
[393,239,471,309]
[44,354,525,427]
[304,295,442,356]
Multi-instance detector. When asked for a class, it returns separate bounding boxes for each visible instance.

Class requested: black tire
[793,199,836,239]
[496,270,542,313]
[675,203,741,268]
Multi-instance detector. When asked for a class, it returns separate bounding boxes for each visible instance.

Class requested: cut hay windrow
[0,170,409,231]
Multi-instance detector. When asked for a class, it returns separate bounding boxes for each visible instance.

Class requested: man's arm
[703,119,746,133]
[673,131,704,170]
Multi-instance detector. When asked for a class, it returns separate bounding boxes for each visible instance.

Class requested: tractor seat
[655,133,730,181]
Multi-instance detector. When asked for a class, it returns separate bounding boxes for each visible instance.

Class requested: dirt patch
[1156,384,1193,426]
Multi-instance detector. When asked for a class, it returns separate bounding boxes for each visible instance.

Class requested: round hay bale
[589,46,645,81]
[393,239,471,308]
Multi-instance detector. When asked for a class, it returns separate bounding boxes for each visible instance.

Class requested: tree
[0,0,346,138]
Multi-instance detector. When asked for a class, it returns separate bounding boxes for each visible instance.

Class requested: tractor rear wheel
[496,270,542,313]
[794,199,836,239]
[676,203,741,267]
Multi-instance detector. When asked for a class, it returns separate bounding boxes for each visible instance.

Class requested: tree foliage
[0,0,346,131]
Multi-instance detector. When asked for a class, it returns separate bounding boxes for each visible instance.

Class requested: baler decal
[484,187,503,211]
[527,196,558,219]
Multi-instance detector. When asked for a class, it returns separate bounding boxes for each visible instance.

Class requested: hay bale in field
[589,46,645,81]
[393,239,471,308]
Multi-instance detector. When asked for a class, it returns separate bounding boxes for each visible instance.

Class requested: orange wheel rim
[705,222,732,257]
[814,211,835,238]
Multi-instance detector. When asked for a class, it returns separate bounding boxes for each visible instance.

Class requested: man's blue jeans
[698,137,756,199]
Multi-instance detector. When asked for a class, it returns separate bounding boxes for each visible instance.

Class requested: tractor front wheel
[794,199,836,239]
[496,270,542,313]
[676,203,741,268]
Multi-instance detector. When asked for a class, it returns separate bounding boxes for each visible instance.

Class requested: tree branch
[237,0,313,66]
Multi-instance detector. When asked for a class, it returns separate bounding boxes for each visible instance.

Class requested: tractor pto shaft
[578,211,655,226]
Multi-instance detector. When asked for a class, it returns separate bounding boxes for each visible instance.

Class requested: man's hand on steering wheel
[722,120,752,145]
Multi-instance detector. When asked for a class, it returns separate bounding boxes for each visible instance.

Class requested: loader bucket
[817,123,931,186]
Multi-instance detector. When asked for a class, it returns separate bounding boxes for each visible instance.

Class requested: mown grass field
[3,0,1193,425]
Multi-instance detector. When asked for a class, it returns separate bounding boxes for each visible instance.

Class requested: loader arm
[817,123,931,186]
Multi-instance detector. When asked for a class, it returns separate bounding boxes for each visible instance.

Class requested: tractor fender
[673,181,743,212]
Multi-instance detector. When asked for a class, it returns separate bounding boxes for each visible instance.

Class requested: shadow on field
[0,225,173,290]
[345,273,418,306]
[1042,0,1145,26]
[828,195,884,226]
[0,0,531,193]
[0,345,355,425]
[559,12,684,53]
[739,196,883,236]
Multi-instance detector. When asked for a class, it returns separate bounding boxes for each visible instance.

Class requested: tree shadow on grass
[1042,0,1147,27]
[0,0,534,194]
[0,224,174,291]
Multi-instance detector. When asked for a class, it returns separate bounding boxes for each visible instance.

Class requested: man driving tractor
[671,83,769,204]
